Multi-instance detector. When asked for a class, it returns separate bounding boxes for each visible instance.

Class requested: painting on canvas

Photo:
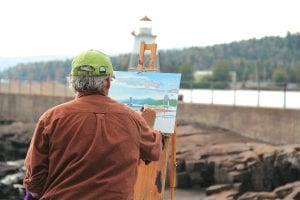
[109,71,181,134]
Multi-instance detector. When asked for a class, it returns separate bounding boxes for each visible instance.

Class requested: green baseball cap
[71,49,114,77]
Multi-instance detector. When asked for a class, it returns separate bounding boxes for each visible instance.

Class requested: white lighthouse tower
[128,16,159,70]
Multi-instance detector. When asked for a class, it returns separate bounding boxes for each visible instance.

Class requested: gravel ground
[164,188,206,200]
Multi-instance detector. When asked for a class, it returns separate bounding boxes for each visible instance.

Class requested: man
[23,49,163,199]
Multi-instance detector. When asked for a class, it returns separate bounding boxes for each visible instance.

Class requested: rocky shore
[1,121,300,199]
[175,122,300,199]
[0,122,35,199]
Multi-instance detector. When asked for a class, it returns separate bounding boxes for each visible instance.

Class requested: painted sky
[0,0,299,57]
[109,71,181,100]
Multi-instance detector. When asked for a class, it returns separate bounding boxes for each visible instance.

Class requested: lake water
[179,89,300,109]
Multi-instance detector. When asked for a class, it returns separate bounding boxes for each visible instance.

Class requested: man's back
[24,94,162,200]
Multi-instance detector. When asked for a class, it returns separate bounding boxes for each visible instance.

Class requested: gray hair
[67,75,110,94]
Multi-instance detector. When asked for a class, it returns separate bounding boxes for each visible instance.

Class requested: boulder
[176,172,191,188]
[238,191,277,200]
[0,162,18,178]
[274,181,300,199]
[206,184,233,195]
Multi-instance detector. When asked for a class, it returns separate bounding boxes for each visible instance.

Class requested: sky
[109,71,181,100]
[0,0,299,57]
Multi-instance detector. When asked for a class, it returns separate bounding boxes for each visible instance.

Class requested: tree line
[1,32,300,88]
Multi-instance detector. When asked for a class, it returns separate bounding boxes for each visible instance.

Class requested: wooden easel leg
[133,136,171,200]
[170,130,177,200]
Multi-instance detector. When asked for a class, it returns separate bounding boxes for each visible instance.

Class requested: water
[179,89,300,109]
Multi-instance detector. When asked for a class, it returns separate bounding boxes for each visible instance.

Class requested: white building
[128,16,159,70]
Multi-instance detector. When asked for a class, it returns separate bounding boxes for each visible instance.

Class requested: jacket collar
[76,91,105,99]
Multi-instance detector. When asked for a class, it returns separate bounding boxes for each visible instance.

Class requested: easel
[133,42,177,200]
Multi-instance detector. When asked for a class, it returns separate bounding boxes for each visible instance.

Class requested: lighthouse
[128,16,159,70]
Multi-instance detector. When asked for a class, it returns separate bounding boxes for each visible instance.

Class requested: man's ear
[106,77,111,90]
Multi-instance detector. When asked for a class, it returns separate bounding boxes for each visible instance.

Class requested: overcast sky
[0,0,299,57]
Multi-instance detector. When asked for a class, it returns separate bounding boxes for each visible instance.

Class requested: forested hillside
[1,32,300,86]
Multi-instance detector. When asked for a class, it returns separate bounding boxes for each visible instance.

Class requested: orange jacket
[23,94,162,200]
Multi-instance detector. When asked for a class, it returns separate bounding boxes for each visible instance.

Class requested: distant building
[128,16,159,70]
[194,70,212,80]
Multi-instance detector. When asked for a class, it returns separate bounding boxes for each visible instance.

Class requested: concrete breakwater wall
[1,93,299,144]
[177,103,300,145]
[0,93,72,122]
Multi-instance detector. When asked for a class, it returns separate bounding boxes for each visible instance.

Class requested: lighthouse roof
[140,16,152,21]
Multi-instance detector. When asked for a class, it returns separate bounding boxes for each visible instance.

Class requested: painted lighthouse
[128,16,159,70]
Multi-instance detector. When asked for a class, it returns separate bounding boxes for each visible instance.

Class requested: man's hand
[25,191,40,200]
[139,105,156,128]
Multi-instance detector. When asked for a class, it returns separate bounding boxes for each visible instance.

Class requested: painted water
[125,102,177,133]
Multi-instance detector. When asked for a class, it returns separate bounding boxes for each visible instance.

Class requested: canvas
[109,71,181,134]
